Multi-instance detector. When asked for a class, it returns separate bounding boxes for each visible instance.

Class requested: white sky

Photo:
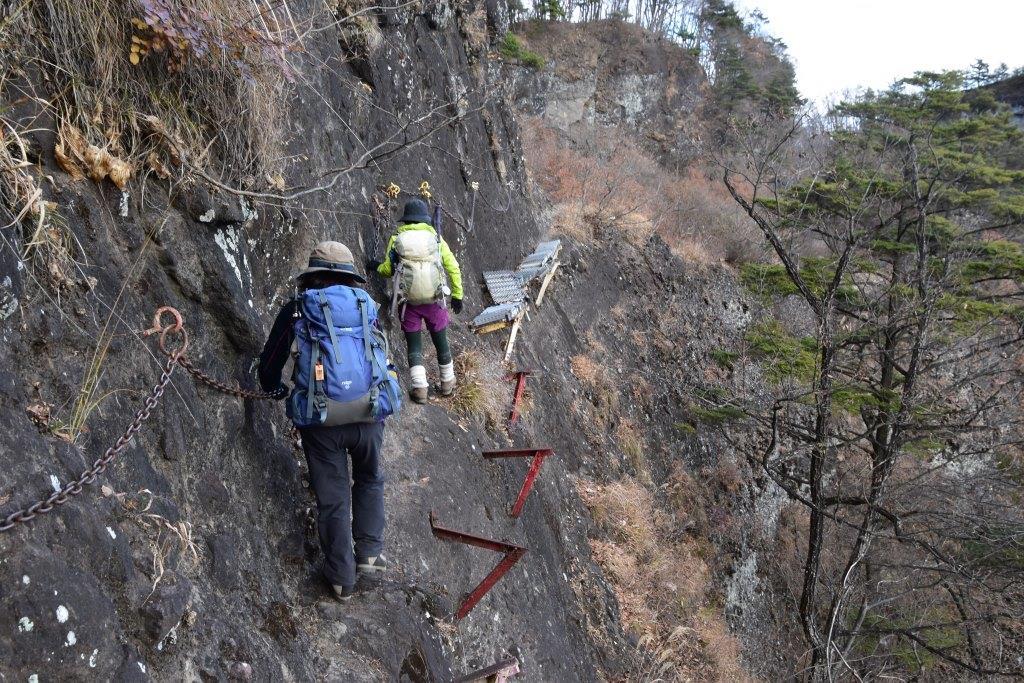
[733,0,1024,107]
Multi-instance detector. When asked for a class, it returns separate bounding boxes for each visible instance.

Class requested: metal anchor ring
[144,306,189,358]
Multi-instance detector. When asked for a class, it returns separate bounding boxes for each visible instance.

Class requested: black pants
[299,422,385,588]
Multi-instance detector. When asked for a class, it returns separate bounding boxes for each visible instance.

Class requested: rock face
[0,2,614,680]
[511,20,705,162]
[0,4,791,681]
[990,73,1024,127]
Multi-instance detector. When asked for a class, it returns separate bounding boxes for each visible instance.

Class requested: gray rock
[141,578,191,644]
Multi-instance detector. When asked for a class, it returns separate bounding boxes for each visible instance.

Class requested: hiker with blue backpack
[258,241,402,601]
[366,198,463,404]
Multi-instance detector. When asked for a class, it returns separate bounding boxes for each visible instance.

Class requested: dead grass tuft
[0,115,76,288]
[615,419,650,485]
[448,349,507,428]
[571,352,620,427]
[5,0,292,182]
[107,487,201,598]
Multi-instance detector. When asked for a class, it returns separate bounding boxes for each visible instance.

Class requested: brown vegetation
[448,349,508,428]
[522,117,760,265]
[578,476,751,681]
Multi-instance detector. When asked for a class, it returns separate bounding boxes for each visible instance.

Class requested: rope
[0,306,285,533]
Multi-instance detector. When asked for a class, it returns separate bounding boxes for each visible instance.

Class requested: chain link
[173,355,286,401]
[1,355,178,532]
[1,306,284,533]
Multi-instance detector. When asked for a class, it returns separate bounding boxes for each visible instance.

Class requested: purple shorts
[401,302,449,333]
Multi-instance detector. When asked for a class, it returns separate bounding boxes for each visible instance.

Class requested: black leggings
[404,327,452,366]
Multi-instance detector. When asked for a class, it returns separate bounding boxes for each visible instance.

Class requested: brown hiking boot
[410,386,429,404]
[439,378,456,396]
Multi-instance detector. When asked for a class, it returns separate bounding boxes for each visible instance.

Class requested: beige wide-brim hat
[297,240,366,283]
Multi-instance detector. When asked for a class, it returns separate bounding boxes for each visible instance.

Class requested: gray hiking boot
[409,386,428,404]
[332,584,356,602]
[438,361,457,397]
[357,555,389,573]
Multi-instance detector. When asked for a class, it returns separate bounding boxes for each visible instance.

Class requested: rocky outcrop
[510,20,705,164]
[990,73,1024,127]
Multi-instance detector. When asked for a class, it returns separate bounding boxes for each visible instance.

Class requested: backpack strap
[358,294,400,418]
[306,340,325,422]
[359,294,374,361]
[317,289,343,364]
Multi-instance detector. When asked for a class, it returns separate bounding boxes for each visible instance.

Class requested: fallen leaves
[55,123,133,189]
[25,401,52,431]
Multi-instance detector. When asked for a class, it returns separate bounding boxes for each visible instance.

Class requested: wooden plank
[503,314,524,363]
[535,261,560,308]
[473,320,510,335]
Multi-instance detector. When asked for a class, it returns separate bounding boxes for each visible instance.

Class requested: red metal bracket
[455,657,521,683]
[483,448,553,518]
[506,370,531,427]
[429,513,527,621]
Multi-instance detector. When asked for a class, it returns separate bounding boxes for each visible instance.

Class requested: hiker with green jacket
[367,198,463,404]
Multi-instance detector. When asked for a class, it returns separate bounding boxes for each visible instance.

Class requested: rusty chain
[1,306,283,533]
[146,305,286,401]
[171,355,286,401]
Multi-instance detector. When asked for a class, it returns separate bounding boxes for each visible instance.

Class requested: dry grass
[522,117,762,266]
[615,419,650,485]
[106,487,201,599]
[4,0,292,182]
[448,349,508,428]
[571,352,620,427]
[579,476,751,681]
[0,113,76,288]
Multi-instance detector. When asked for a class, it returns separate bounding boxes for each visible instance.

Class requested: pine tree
[723,72,1024,679]
[967,58,992,87]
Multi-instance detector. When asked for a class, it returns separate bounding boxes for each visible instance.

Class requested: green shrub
[710,349,738,370]
[690,405,745,424]
[744,319,818,383]
[500,33,545,70]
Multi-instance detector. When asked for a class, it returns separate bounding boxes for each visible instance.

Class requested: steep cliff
[0,2,630,680]
[0,2,811,680]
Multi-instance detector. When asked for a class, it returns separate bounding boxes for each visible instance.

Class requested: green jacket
[376,222,464,300]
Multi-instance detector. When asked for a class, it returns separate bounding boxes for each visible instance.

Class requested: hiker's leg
[346,421,386,561]
[404,330,424,367]
[300,426,356,588]
[402,306,429,398]
[428,327,452,366]
[425,305,455,391]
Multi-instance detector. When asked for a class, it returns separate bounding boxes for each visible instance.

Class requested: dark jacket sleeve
[258,300,297,392]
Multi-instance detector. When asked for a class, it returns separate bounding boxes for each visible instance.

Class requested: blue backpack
[288,285,401,427]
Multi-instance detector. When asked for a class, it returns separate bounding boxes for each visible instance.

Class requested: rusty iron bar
[454,657,521,683]
[483,448,553,518]
[506,370,531,427]
[429,512,527,621]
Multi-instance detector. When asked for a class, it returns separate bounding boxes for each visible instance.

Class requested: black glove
[366,258,382,273]
[451,298,463,315]
[272,383,290,401]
